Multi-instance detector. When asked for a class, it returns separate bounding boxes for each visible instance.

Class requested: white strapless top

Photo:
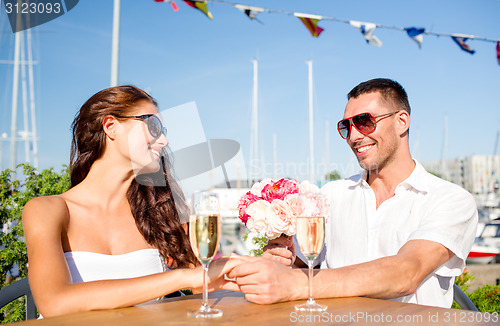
[64,248,166,283]
[38,249,165,319]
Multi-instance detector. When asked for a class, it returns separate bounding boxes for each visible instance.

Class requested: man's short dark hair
[347,78,411,115]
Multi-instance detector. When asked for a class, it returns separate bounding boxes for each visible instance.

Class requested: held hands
[221,254,305,304]
[190,257,241,293]
[262,235,296,266]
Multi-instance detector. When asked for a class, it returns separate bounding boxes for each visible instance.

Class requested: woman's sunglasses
[113,114,167,139]
[337,111,400,139]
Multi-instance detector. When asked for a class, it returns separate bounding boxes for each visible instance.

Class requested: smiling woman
[21,85,238,318]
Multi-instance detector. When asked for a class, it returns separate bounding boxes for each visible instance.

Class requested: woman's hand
[262,235,296,266]
[190,256,242,293]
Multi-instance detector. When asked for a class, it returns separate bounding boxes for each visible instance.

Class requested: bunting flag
[294,13,324,37]
[183,0,213,19]
[171,1,179,11]
[154,0,179,11]
[234,4,264,21]
[405,27,425,48]
[153,0,500,65]
[451,35,475,54]
[497,41,500,65]
[349,21,382,47]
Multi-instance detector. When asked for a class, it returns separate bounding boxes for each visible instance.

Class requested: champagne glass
[294,193,327,312]
[188,191,222,318]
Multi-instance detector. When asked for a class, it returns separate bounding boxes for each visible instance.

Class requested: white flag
[349,21,382,47]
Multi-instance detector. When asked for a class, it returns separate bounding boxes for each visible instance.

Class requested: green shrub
[453,268,500,313]
[455,268,475,292]
[468,284,500,313]
[0,164,70,323]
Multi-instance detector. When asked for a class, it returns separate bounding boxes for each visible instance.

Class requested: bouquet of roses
[237,178,322,240]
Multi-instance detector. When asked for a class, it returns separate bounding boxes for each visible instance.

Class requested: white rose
[299,180,320,194]
[245,200,271,236]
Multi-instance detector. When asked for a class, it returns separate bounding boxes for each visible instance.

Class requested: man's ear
[396,110,410,137]
[103,115,118,140]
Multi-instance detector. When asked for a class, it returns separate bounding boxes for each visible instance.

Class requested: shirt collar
[348,160,429,194]
[347,170,369,189]
[398,160,429,194]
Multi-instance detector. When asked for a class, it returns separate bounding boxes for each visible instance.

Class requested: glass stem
[308,259,314,301]
[202,264,209,309]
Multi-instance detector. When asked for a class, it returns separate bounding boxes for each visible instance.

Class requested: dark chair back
[453,283,478,311]
[0,278,37,320]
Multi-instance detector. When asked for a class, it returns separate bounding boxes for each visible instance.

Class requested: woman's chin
[133,160,161,176]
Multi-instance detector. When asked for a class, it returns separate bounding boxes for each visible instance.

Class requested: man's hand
[262,235,296,266]
[191,257,242,293]
[222,255,306,304]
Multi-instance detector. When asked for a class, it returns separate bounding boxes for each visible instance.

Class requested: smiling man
[225,78,478,308]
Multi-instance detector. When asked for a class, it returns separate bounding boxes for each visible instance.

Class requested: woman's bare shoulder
[22,194,70,225]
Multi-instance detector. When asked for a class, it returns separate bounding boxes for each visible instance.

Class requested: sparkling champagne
[190,214,220,264]
[296,216,325,260]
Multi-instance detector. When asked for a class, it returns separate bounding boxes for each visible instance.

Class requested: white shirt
[319,161,478,308]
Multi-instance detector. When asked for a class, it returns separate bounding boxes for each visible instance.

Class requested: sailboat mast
[27,28,38,169]
[10,30,21,170]
[306,60,314,183]
[440,114,449,180]
[273,133,278,179]
[325,120,329,185]
[111,0,121,86]
[250,58,259,182]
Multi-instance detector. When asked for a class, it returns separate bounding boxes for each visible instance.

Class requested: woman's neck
[75,155,135,211]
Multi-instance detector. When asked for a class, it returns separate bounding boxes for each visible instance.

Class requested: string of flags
[154,0,500,65]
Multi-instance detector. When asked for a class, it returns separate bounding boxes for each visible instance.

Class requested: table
[14,290,499,325]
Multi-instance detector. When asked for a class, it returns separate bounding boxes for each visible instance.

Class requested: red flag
[171,1,179,11]
[294,13,324,37]
[154,0,179,11]
[497,41,500,65]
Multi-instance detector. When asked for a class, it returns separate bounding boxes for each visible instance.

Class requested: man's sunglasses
[113,114,167,139]
[337,111,400,139]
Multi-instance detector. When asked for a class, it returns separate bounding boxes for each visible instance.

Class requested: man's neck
[367,158,416,208]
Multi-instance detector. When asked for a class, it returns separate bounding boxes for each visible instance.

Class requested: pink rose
[284,193,305,217]
[250,178,274,197]
[268,199,296,237]
[262,178,299,201]
[285,193,324,217]
[238,191,260,225]
[302,196,323,217]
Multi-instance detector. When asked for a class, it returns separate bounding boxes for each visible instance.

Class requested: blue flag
[405,27,425,48]
[451,35,476,54]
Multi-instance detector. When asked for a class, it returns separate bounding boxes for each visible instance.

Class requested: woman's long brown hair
[69,85,196,268]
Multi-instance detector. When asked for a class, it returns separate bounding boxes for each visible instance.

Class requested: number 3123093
[5,2,62,14]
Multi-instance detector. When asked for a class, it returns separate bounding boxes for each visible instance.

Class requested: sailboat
[467,220,500,264]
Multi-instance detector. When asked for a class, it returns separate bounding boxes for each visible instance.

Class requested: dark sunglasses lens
[353,113,376,133]
[338,120,350,139]
[147,116,162,138]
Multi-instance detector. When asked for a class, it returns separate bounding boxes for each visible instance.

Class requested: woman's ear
[103,115,118,140]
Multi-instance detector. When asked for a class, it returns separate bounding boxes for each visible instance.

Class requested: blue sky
[0,0,499,185]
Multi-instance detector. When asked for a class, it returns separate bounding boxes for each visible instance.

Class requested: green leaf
[0,164,70,323]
